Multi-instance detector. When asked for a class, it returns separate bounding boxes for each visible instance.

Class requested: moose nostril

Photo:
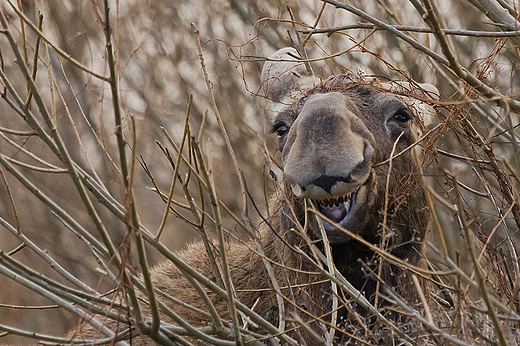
[312,175,354,194]
[353,161,366,173]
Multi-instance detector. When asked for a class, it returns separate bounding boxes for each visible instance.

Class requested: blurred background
[1,0,519,343]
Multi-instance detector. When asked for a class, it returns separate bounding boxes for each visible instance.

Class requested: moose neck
[329,238,381,302]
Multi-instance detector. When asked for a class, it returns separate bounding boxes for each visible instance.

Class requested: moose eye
[271,122,289,137]
[393,109,412,123]
[276,126,289,137]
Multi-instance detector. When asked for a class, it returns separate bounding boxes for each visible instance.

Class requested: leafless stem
[192,23,248,215]
[193,139,243,345]
[1,8,126,287]
[5,0,109,81]
[286,5,313,76]
[413,150,449,257]
[311,202,338,346]
[24,12,43,108]
[302,2,326,46]
[296,245,415,345]
[0,155,107,254]
[0,165,20,231]
[323,0,520,113]
[156,95,192,239]
[0,259,120,342]
[375,131,403,309]
[301,23,520,37]
[452,177,509,346]
[383,286,471,346]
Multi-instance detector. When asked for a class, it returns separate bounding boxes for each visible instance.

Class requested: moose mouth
[315,189,358,232]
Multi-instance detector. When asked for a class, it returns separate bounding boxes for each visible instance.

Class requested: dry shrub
[0,0,519,344]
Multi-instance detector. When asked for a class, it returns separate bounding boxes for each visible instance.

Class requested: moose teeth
[318,194,351,208]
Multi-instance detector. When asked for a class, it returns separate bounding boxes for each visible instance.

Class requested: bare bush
[0,0,519,345]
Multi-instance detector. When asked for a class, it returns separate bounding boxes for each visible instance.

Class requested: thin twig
[412,274,433,324]
[0,322,125,345]
[192,23,248,215]
[373,122,443,167]
[302,2,326,46]
[322,0,520,112]
[286,5,313,76]
[0,131,63,169]
[1,7,126,291]
[56,56,113,189]
[0,155,107,255]
[0,165,20,231]
[309,208,452,277]
[156,96,192,239]
[5,0,109,81]
[300,23,520,37]
[383,287,471,346]
[477,203,515,264]
[452,177,509,346]
[103,0,160,335]
[414,149,449,256]
[0,127,35,136]
[25,12,43,108]
[0,260,121,342]
[193,140,243,345]
[297,246,414,345]
[311,201,338,346]
[375,131,404,309]
[0,154,67,173]
[0,216,98,294]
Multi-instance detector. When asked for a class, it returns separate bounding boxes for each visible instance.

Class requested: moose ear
[261,48,319,104]
[413,83,439,128]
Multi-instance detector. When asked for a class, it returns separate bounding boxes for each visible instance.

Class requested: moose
[70,48,437,345]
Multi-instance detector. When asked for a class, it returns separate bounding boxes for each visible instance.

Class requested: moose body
[70,49,436,345]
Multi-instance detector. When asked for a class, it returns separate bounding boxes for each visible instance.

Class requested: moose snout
[282,93,375,200]
[285,141,374,199]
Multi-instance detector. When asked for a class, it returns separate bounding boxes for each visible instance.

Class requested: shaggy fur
[70,55,435,345]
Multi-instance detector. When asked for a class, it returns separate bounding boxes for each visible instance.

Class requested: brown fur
[69,51,436,345]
